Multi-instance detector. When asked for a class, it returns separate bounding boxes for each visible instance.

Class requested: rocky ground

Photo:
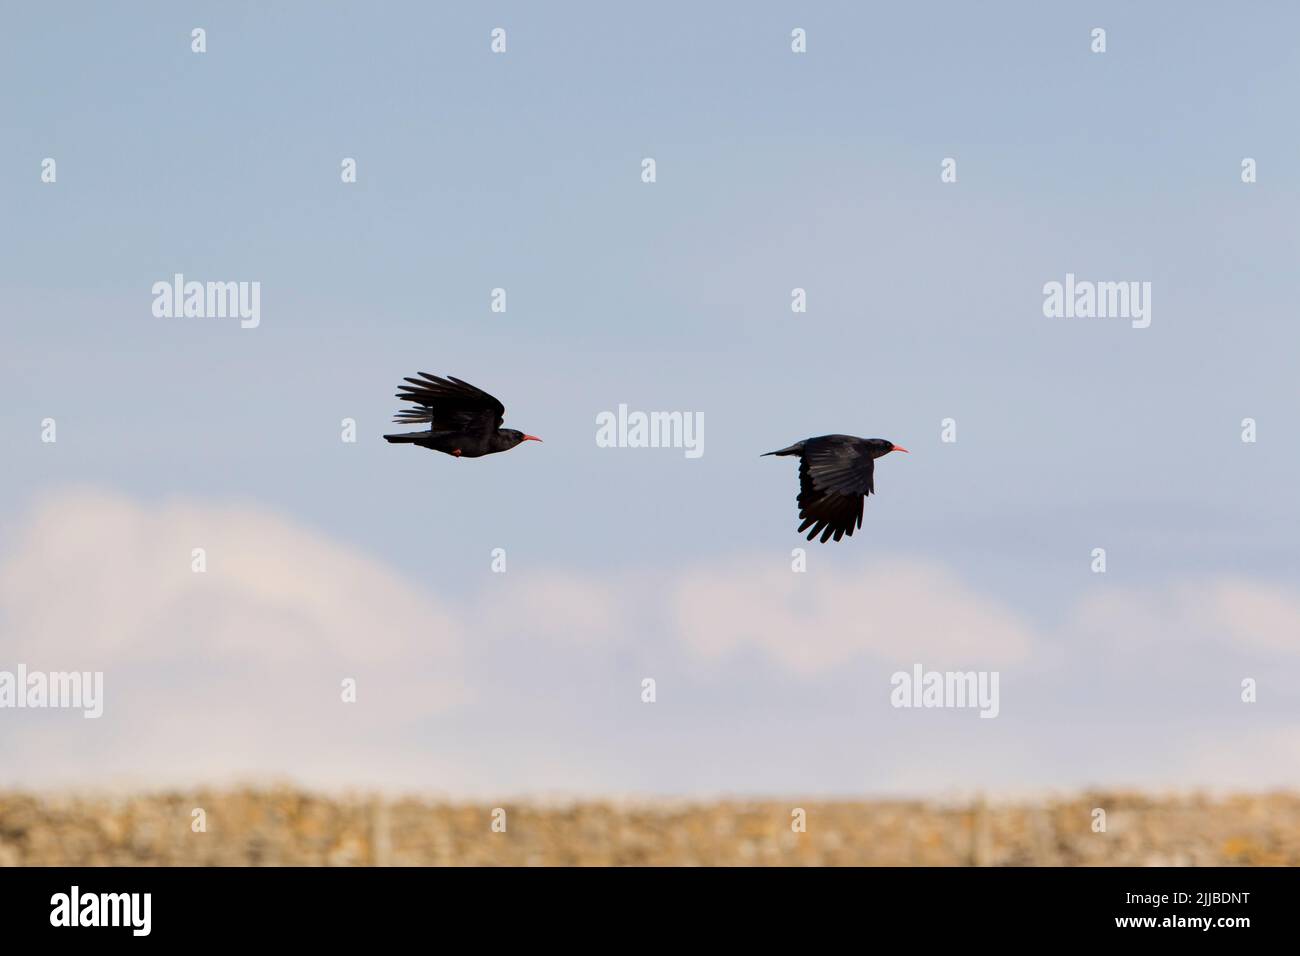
[2,789,1296,866]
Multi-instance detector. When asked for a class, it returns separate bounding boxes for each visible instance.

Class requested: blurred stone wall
[2,790,1296,866]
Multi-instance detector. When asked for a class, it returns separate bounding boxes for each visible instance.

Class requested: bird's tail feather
[383,431,427,443]
[762,442,805,457]
[392,409,434,425]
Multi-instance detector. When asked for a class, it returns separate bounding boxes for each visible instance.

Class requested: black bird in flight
[383,372,541,458]
[763,435,908,542]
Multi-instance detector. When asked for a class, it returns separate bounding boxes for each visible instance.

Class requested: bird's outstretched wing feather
[796,439,875,543]
[392,373,505,436]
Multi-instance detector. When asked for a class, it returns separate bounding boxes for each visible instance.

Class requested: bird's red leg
[454,449,462,457]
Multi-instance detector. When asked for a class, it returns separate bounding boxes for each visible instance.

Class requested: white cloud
[4,489,1300,795]
[669,557,1038,674]
[0,488,467,788]
[1070,577,1300,655]
[1169,725,1300,789]
[478,570,625,647]
[1191,578,1300,654]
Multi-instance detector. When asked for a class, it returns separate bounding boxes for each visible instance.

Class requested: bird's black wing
[796,440,875,543]
[392,373,506,436]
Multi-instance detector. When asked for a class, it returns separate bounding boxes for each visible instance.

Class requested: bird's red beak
[522,435,542,443]
[891,445,909,453]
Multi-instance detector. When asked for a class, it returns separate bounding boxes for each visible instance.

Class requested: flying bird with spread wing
[763,435,907,542]
[383,372,541,458]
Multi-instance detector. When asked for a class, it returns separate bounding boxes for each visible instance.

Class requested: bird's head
[868,438,908,458]
[498,429,543,451]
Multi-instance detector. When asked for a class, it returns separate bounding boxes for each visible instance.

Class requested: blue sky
[2,2,1299,795]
